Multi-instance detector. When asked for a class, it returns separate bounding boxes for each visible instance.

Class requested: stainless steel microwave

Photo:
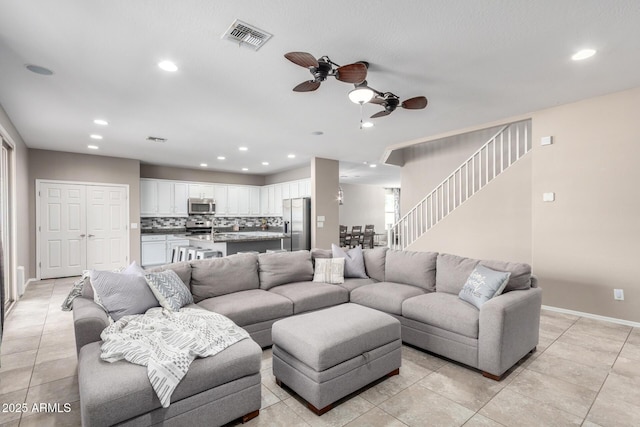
[188,198,216,215]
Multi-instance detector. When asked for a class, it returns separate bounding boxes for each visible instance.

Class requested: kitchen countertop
[141,228,187,235]
[187,231,285,243]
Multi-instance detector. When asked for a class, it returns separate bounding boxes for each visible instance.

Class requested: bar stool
[195,250,222,260]
[178,246,191,262]
[187,247,200,261]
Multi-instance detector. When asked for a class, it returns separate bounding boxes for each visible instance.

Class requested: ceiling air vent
[146,136,167,143]
[222,19,272,51]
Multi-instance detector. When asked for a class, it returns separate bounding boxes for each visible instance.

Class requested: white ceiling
[1,1,640,188]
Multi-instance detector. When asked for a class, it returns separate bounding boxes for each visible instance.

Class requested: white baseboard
[22,277,37,295]
[542,305,640,328]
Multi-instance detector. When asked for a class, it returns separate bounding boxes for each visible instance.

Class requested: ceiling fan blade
[335,63,367,83]
[401,96,428,109]
[293,80,321,92]
[368,97,385,105]
[285,52,319,68]
[371,110,392,119]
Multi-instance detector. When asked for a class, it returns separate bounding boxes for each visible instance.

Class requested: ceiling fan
[365,85,428,118]
[284,52,368,92]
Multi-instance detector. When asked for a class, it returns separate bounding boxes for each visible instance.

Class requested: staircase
[389,119,531,250]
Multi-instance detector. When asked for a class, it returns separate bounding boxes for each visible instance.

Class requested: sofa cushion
[197,289,293,326]
[458,265,510,309]
[363,247,387,282]
[78,339,261,427]
[258,250,314,290]
[269,281,349,314]
[190,253,259,303]
[384,250,437,291]
[146,261,192,291]
[350,282,426,315]
[402,292,480,338]
[338,277,377,292]
[436,253,532,294]
[332,244,368,278]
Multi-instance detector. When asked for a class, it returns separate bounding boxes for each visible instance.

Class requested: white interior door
[39,181,129,279]
[86,186,128,272]
[40,183,87,279]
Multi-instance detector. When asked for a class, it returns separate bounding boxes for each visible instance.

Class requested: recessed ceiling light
[93,119,109,126]
[572,49,596,61]
[361,121,374,128]
[217,156,226,160]
[90,134,103,140]
[369,164,377,168]
[87,145,99,150]
[262,161,269,166]
[241,167,249,171]
[25,64,53,75]
[239,146,248,151]
[158,60,178,72]
[200,163,208,167]
[287,154,296,159]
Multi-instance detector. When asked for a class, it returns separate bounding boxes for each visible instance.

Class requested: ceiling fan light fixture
[348,87,374,104]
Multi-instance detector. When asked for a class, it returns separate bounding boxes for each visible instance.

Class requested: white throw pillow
[313,258,345,284]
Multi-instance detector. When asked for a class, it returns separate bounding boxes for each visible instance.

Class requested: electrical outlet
[614,289,624,301]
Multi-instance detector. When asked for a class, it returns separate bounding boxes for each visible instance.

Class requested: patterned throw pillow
[313,258,345,284]
[61,272,90,311]
[458,265,511,309]
[145,270,194,311]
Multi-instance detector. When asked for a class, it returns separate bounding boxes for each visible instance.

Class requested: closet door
[39,182,129,279]
[39,183,87,278]
[86,186,128,272]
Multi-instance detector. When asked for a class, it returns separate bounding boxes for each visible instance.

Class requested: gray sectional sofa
[73,247,541,426]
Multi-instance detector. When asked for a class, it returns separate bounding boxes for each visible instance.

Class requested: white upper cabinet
[140,179,189,217]
[213,185,228,215]
[188,184,214,199]
[249,187,261,215]
[141,178,310,218]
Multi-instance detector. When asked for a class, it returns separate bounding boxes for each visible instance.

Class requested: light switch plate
[317,216,325,222]
[543,192,555,202]
[317,222,324,228]
[541,136,553,146]
[130,223,138,229]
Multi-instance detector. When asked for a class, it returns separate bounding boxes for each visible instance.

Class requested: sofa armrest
[478,287,542,378]
[72,297,109,355]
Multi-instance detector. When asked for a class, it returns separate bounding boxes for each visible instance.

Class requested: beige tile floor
[1,278,639,427]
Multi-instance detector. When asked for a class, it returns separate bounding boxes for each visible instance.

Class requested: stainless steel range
[185,220,213,235]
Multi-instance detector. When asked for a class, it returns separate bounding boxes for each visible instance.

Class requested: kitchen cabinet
[141,235,167,266]
[289,181,300,198]
[260,186,269,215]
[227,185,250,216]
[274,184,283,215]
[249,187,261,215]
[301,179,311,197]
[213,185,228,215]
[140,179,188,217]
[188,184,214,199]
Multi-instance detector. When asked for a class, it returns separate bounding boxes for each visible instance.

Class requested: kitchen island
[186,231,286,256]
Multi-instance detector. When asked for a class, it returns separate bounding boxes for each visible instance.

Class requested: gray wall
[0,104,31,285]
[29,150,141,276]
[400,86,640,323]
[264,166,310,184]
[311,158,339,249]
[140,164,264,185]
[338,183,387,233]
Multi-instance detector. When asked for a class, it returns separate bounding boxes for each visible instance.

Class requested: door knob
[80,234,86,238]
[88,234,95,238]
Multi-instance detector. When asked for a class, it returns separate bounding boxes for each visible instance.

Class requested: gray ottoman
[272,303,402,415]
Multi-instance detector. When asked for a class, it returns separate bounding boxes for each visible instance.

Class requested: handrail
[389,119,531,250]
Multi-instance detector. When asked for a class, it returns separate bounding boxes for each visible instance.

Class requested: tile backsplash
[141,216,283,230]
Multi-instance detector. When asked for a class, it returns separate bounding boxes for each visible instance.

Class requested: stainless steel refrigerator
[282,198,311,251]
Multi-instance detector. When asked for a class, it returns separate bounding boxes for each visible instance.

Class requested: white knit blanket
[100,307,249,408]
